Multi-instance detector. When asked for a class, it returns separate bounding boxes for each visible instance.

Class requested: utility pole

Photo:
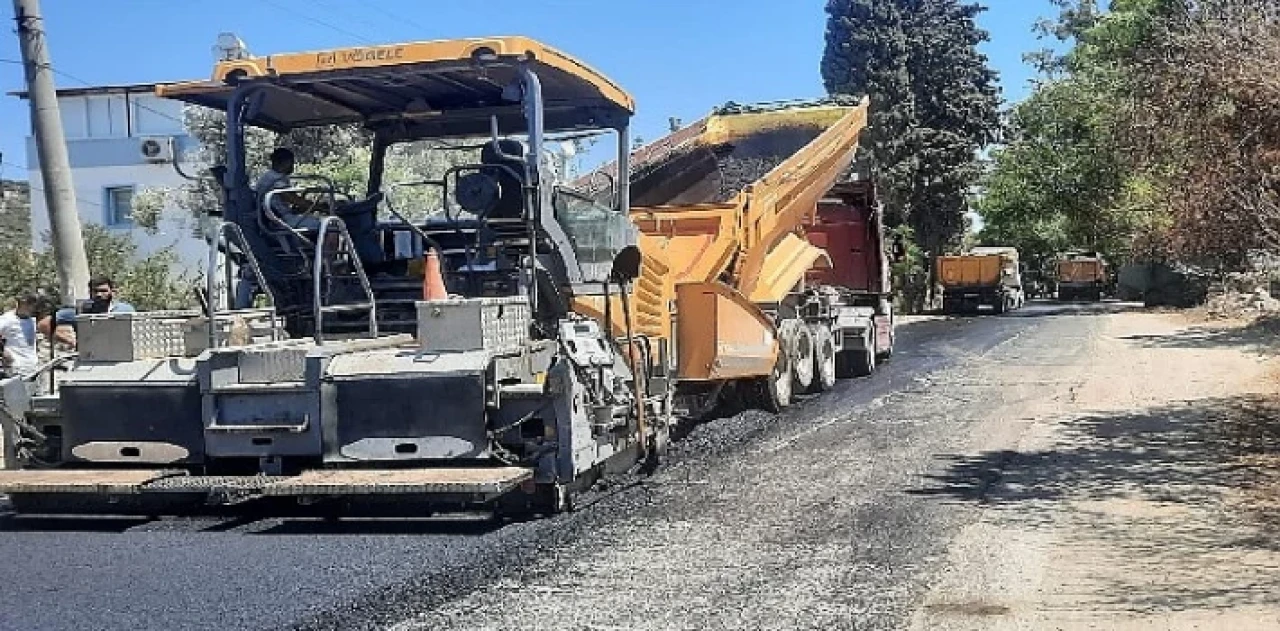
[14,0,89,306]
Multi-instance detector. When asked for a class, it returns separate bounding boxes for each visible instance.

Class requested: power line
[3,160,104,209]
[258,0,376,45]
[0,58,188,128]
[362,2,432,34]
[303,0,392,41]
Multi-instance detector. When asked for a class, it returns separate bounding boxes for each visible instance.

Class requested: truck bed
[937,255,1007,289]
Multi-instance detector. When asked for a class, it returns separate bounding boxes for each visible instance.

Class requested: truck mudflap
[0,467,534,498]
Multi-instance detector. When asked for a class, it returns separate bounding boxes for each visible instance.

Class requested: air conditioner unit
[139,137,174,163]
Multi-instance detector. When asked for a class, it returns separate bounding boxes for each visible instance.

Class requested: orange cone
[422,250,448,300]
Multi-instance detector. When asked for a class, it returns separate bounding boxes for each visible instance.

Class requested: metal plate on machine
[0,470,183,494]
[416,296,530,353]
[261,467,534,496]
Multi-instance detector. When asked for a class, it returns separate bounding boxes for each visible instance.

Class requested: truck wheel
[993,297,1007,314]
[752,353,793,413]
[781,320,815,392]
[807,326,837,393]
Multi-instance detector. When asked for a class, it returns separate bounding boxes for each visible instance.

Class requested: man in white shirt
[0,294,41,380]
[238,147,343,308]
[257,147,322,231]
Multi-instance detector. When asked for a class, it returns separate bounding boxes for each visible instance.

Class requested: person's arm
[50,308,77,348]
[53,324,76,348]
[0,318,12,368]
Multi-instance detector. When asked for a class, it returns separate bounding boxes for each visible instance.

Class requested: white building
[15,83,208,273]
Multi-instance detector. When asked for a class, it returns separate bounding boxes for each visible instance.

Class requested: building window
[105,186,134,227]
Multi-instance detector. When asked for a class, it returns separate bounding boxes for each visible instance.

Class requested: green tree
[0,180,31,250]
[0,225,192,312]
[899,0,1002,262]
[977,77,1137,264]
[135,105,485,232]
[823,0,1002,308]
[978,0,1279,273]
[822,0,918,224]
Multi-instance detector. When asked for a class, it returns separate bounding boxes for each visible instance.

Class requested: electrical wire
[257,0,376,45]
[0,58,187,128]
[362,2,432,34]
[3,160,105,209]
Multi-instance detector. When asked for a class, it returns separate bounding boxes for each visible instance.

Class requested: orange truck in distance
[1057,252,1108,302]
[936,247,1025,314]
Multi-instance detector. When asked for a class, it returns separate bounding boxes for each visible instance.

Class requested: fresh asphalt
[0,300,1130,630]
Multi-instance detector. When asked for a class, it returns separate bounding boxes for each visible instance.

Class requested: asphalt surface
[0,300,1131,631]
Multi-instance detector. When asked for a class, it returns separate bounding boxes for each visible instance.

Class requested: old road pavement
[3,300,1278,630]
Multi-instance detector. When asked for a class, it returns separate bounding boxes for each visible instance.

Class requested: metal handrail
[313,216,378,344]
[207,221,282,349]
[258,174,340,249]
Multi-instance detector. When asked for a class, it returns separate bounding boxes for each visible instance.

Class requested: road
[0,300,1266,630]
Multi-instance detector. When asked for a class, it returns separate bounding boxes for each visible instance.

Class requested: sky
[0,0,1059,179]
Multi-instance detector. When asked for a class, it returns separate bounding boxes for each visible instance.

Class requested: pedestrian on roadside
[0,294,41,381]
[38,276,136,350]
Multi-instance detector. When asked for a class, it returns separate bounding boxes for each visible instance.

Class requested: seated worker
[236,148,384,308]
[257,147,324,231]
[41,276,135,350]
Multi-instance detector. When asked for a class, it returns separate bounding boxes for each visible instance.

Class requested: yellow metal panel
[157,36,634,114]
[571,248,673,348]
[703,106,852,145]
[732,103,870,293]
[676,282,777,381]
[1059,259,1104,283]
[937,255,1004,288]
[630,204,740,285]
[746,233,832,304]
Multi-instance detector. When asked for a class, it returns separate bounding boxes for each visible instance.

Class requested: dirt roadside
[910,310,1280,630]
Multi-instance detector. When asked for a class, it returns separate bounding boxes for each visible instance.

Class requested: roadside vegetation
[978,0,1280,274]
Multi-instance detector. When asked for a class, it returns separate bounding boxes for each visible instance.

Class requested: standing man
[0,294,41,380]
[40,276,135,350]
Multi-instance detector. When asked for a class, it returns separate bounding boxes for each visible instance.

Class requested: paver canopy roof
[157,36,634,140]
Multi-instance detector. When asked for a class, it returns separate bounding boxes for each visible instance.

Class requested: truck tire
[993,296,1007,314]
[751,353,793,413]
[781,320,815,392]
[806,326,837,393]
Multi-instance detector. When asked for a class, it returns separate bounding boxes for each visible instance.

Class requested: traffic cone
[422,249,448,300]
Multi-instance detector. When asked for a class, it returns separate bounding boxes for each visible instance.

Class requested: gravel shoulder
[909,311,1280,630]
